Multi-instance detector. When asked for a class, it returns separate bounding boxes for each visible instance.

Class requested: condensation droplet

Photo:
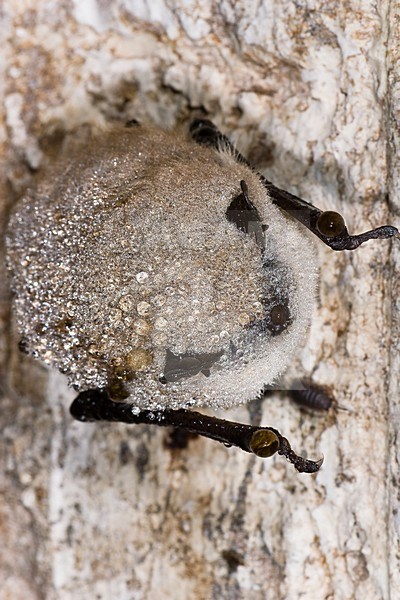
[125,348,153,371]
[134,319,152,336]
[151,294,166,307]
[136,271,149,284]
[118,294,134,311]
[178,283,190,295]
[137,301,151,316]
[253,301,263,314]
[153,332,167,345]
[155,317,168,330]
[66,301,76,316]
[204,302,216,313]
[128,334,140,347]
[109,308,122,323]
[238,312,250,326]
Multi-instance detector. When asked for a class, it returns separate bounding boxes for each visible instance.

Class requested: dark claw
[278,435,324,473]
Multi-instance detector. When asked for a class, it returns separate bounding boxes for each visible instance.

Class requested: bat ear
[226,180,266,250]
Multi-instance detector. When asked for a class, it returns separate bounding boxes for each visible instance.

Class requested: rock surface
[1,2,399,599]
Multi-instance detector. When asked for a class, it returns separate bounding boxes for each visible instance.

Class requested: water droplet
[118,294,134,311]
[253,301,263,314]
[109,308,122,323]
[136,271,149,284]
[178,283,190,295]
[238,312,250,326]
[137,301,151,316]
[153,332,167,345]
[134,319,152,336]
[151,294,166,307]
[155,317,168,330]
[125,348,153,371]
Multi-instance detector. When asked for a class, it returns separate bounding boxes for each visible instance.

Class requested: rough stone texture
[387,0,400,595]
[0,1,398,599]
